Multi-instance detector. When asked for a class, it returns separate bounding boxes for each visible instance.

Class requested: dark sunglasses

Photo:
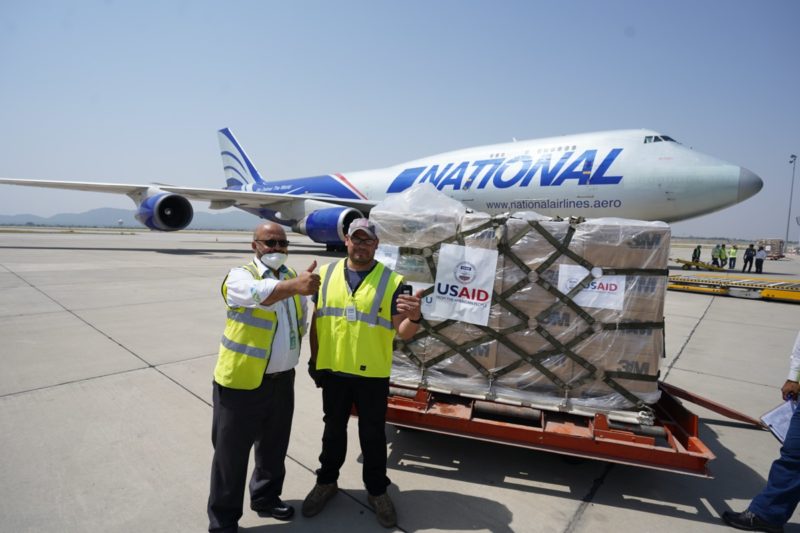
[254,239,290,248]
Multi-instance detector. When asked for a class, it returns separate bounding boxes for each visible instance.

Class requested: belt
[264,368,295,380]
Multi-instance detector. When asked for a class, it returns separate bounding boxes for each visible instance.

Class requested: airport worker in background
[691,245,702,267]
[720,244,728,268]
[756,246,768,274]
[303,218,422,529]
[722,330,800,533]
[729,244,739,270]
[712,244,721,267]
[208,222,320,533]
[743,244,756,273]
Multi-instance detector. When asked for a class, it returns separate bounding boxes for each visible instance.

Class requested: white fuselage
[336,129,758,222]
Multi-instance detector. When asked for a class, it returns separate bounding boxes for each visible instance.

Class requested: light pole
[786,154,798,246]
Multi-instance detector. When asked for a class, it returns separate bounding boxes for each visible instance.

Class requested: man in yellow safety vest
[208,222,320,532]
[302,218,422,528]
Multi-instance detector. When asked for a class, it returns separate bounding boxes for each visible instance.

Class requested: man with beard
[302,218,422,528]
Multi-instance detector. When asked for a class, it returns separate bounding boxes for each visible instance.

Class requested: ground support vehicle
[668,273,800,303]
[757,239,785,260]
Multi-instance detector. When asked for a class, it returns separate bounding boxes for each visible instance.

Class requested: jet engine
[293,207,364,250]
[135,193,193,231]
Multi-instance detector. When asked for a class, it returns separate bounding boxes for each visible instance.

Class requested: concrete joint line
[563,462,615,533]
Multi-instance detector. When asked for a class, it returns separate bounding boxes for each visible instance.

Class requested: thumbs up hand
[294,261,321,295]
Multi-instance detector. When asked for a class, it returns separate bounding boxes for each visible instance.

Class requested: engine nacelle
[293,207,363,246]
[135,193,193,231]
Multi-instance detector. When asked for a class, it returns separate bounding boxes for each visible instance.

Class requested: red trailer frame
[383,382,735,477]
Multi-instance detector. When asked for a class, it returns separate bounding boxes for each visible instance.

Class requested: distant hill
[0,207,259,230]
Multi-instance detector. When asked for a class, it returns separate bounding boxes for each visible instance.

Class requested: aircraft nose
[738,167,763,202]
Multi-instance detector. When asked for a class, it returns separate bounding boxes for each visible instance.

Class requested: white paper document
[761,400,798,443]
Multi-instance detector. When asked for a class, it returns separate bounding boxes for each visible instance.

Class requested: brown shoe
[368,492,397,528]
[301,482,338,517]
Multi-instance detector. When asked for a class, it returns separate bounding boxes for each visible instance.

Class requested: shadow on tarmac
[377,419,789,531]
[239,489,513,533]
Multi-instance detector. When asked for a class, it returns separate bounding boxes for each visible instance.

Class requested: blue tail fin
[218,128,266,188]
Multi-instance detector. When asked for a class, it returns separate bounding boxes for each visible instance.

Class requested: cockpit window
[644,135,679,144]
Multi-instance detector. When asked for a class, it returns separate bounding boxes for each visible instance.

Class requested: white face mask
[260,252,287,270]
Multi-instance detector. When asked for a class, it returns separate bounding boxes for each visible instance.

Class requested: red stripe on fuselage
[333,173,368,200]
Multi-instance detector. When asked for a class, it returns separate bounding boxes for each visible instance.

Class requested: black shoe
[721,510,783,532]
[251,499,295,521]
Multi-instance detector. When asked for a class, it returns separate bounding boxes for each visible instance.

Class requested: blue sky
[0,1,798,240]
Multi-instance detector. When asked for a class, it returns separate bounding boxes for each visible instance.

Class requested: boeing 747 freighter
[0,128,763,249]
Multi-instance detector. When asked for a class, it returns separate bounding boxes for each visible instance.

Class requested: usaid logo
[454,261,477,284]
[565,276,619,293]
[557,263,626,311]
[565,276,582,292]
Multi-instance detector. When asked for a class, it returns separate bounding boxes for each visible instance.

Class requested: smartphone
[400,284,412,296]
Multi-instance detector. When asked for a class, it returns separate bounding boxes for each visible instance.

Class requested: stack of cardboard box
[371,187,669,411]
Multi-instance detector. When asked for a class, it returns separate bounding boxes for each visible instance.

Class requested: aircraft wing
[0,178,377,211]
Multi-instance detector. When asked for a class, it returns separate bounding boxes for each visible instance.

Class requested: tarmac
[1,228,799,533]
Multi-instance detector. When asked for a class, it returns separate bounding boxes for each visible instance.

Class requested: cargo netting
[371,184,669,413]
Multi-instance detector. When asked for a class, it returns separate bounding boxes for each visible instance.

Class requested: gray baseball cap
[347,218,377,239]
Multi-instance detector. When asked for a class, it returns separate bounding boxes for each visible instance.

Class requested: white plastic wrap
[370,192,669,412]
[370,183,467,248]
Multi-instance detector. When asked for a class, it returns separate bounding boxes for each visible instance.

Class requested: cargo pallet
[382,382,764,477]
[668,273,800,303]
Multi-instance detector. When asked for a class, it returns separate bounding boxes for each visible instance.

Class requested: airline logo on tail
[218,128,265,188]
[218,128,369,200]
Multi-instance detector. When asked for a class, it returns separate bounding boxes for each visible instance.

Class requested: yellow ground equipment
[668,272,800,303]
[671,258,725,272]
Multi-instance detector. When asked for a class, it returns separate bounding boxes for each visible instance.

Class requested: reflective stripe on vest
[226,308,275,331]
[316,260,394,330]
[314,259,403,377]
[214,261,302,390]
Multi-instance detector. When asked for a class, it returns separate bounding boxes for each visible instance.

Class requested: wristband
[408,316,422,324]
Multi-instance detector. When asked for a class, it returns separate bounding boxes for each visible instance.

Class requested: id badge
[289,328,297,350]
[345,305,357,322]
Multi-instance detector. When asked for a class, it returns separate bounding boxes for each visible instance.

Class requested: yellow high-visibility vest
[314,259,403,378]
[214,261,305,390]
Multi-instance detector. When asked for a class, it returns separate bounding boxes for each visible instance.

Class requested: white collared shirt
[224,255,307,373]
[790,331,800,382]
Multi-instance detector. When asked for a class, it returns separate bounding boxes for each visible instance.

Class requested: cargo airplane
[0,128,763,249]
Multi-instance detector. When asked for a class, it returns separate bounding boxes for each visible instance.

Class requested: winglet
[218,128,266,188]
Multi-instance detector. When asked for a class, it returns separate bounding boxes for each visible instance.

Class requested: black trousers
[743,257,754,272]
[756,258,765,273]
[316,373,390,496]
[208,369,295,533]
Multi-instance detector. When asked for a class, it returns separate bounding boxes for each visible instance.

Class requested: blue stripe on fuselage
[225,174,361,199]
